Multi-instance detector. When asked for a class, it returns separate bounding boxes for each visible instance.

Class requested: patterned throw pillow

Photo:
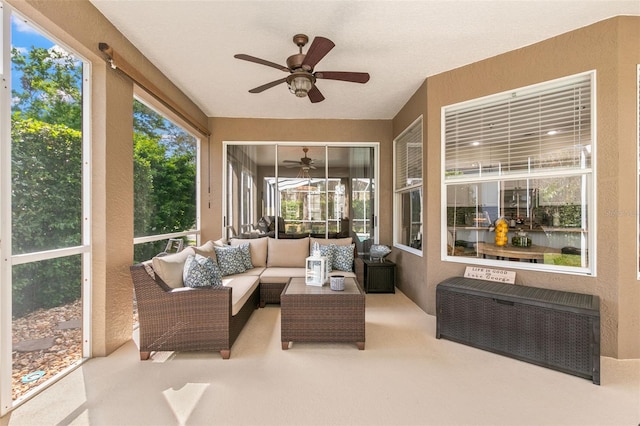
[238,243,253,270]
[332,244,355,272]
[214,245,248,276]
[319,244,334,272]
[183,254,222,287]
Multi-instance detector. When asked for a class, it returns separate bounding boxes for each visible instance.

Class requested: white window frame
[441,71,596,276]
[393,116,423,255]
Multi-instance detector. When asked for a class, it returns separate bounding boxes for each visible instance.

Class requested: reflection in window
[443,72,594,274]
[225,144,376,254]
[400,189,423,249]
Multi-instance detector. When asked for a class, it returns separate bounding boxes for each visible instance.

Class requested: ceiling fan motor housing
[286,53,306,71]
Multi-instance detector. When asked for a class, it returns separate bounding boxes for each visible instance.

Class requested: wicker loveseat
[130,236,357,360]
[130,263,258,360]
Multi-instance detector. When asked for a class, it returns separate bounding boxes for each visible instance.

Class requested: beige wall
[204,118,394,244]
[393,16,640,358]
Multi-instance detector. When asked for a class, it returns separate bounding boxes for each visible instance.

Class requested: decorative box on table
[305,255,328,286]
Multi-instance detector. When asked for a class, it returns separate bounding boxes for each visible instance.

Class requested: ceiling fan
[283,147,317,170]
[234,34,370,103]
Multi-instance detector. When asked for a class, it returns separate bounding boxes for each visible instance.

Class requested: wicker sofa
[228,236,357,307]
[130,236,356,360]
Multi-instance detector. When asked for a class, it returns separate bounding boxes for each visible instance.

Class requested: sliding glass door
[225,143,377,254]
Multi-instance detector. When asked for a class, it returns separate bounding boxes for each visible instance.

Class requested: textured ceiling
[89,0,639,120]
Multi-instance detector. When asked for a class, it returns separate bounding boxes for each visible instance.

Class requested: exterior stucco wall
[389,82,429,308]
[394,16,640,358]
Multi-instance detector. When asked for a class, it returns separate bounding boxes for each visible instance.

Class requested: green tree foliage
[132,100,197,262]
[11,120,82,317]
[11,46,82,130]
[10,45,197,315]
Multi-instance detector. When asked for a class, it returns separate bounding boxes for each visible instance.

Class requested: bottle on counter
[512,229,532,247]
[494,217,509,247]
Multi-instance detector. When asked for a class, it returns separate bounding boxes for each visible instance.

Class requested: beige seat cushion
[230,267,265,277]
[259,267,306,284]
[152,247,196,288]
[230,237,268,267]
[222,275,260,316]
[267,237,309,267]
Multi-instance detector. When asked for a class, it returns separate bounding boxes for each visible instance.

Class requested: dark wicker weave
[281,277,365,350]
[436,277,600,384]
[130,264,259,360]
[259,282,287,307]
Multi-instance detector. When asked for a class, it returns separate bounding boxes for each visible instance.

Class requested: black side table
[356,258,396,293]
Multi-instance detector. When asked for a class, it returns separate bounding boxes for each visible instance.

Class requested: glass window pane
[277,146,325,237]
[398,189,422,249]
[225,145,265,239]
[447,176,589,269]
[225,144,375,244]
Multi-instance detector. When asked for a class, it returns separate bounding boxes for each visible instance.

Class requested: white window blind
[395,117,423,190]
[445,73,592,180]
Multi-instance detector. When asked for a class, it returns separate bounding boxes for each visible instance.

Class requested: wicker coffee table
[281,277,365,350]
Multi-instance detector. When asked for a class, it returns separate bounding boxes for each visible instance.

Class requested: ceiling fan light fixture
[287,72,314,98]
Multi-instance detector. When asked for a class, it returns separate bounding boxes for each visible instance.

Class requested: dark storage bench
[436,277,600,384]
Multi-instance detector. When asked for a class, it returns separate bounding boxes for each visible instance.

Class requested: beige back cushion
[310,237,353,250]
[193,240,217,261]
[230,237,268,267]
[152,247,195,288]
[213,238,227,247]
[267,237,310,267]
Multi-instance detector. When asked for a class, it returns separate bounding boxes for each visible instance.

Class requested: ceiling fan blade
[315,71,370,83]
[248,77,288,93]
[234,54,289,72]
[301,37,335,70]
[307,85,325,103]
[283,160,302,163]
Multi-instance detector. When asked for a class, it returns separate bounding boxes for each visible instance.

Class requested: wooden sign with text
[464,266,516,284]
